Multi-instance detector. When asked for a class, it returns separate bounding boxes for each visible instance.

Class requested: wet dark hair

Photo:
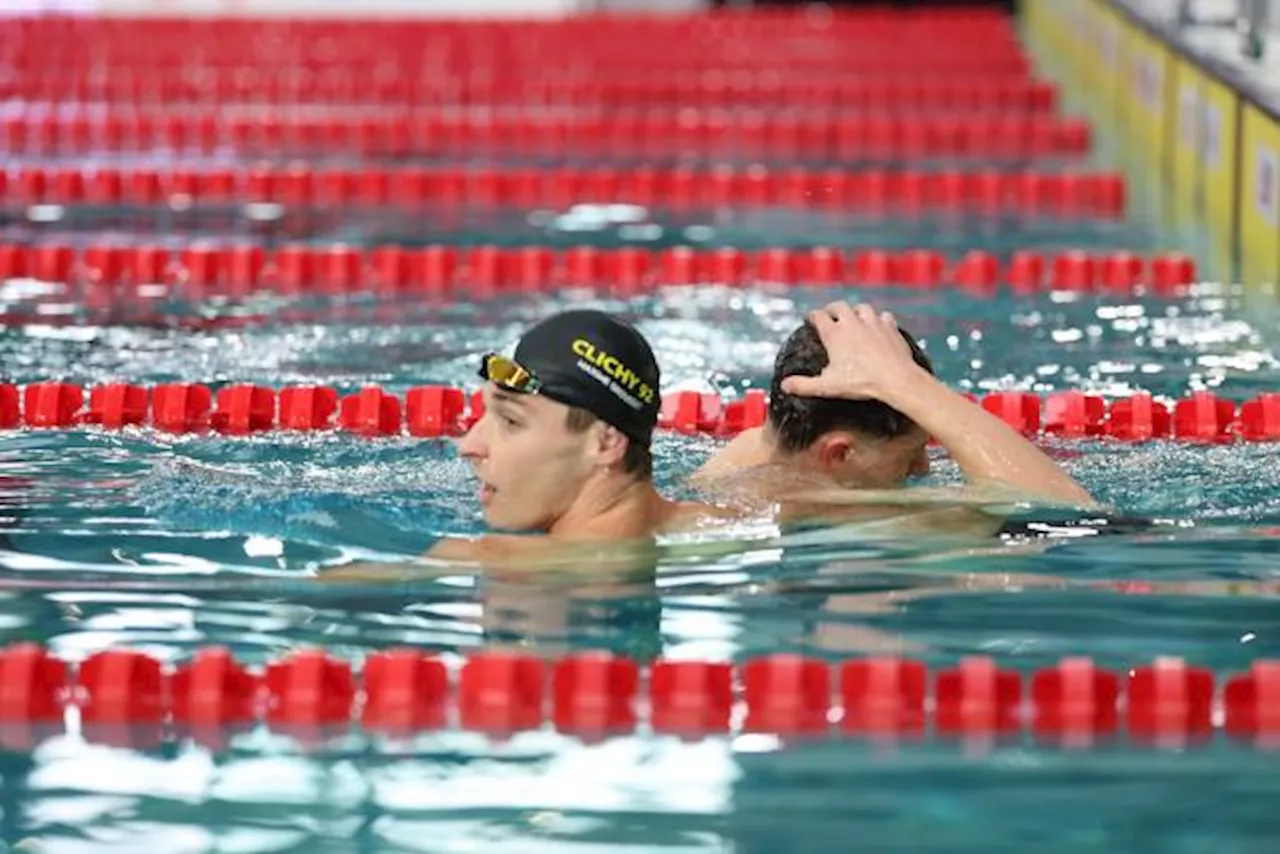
[768,320,935,452]
[564,406,653,478]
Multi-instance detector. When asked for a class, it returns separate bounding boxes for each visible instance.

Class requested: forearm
[885,368,1095,505]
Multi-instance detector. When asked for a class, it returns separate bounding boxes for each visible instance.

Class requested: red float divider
[3,166,1119,214]
[2,384,1277,444]
[340,386,403,436]
[37,112,1090,156]
[1173,391,1236,443]
[0,244,1199,297]
[1126,658,1215,745]
[1031,657,1120,744]
[23,382,83,428]
[459,652,545,734]
[171,647,260,727]
[1007,250,1046,292]
[2,30,1033,62]
[650,660,734,735]
[934,657,1022,736]
[7,72,1050,108]
[406,387,467,437]
[840,657,928,737]
[279,386,338,431]
[212,385,276,434]
[152,383,212,432]
[0,384,17,429]
[3,67,1051,109]
[361,649,449,732]
[743,654,831,734]
[552,652,640,738]
[1106,393,1171,441]
[1224,661,1280,740]
[0,645,1271,749]
[0,644,67,722]
[264,650,356,727]
[86,383,149,429]
[1239,394,1280,441]
[79,650,166,724]
[1043,392,1106,437]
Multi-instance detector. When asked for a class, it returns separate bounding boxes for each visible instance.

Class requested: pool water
[4,20,1280,854]
[2,270,1280,851]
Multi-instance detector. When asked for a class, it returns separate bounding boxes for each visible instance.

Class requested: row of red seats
[0,245,1194,295]
[1,77,1059,109]
[0,645,1274,745]
[2,383,1275,442]
[1,113,1090,159]
[4,166,1125,217]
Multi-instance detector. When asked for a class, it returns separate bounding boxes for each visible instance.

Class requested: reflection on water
[2,276,1280,850]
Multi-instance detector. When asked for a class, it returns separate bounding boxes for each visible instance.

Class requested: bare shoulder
[693,462,838,506]
[690,427,768,486]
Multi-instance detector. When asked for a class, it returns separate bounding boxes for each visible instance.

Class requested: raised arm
[781,302,1094,506]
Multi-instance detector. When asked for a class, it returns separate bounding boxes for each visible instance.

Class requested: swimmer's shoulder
[690,427,770,486]
[693,461,838,506]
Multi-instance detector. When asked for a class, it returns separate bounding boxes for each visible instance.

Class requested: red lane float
[6,46,1033,72]
[3,27,1034,78]
[1,74,1057,110]
[3,18,1032,58]
[0,645,1275,749]
[0,244,1195,296]
[3,383,1278,443]
[0,114,1091,159]
[8,163,1128,216]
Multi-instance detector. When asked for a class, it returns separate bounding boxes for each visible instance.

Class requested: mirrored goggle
[479,353,542,394]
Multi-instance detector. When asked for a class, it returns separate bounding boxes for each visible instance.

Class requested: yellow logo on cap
[571,338,656,404]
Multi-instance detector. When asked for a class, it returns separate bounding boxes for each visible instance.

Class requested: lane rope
[0,244,1194,295]
[4,165,1123,216]
[0,114,1091,158]
[1,383,1275,442]
[0,645,1274,749]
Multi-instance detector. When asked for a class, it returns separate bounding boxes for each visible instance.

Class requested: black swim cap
[511,309,661,445]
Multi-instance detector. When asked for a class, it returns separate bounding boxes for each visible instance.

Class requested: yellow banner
[1239,104,1280,285]
[1094,1,1126,132]
[1199,76,1240,257]
[1122,24,1171,168]
[1170,57,1204,229]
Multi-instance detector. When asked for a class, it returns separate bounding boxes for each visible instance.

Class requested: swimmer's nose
[456,420,485,461]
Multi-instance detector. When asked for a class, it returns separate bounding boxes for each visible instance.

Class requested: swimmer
[327,302,1088,580]
[693,301,1095,520]
[402,308,736,570]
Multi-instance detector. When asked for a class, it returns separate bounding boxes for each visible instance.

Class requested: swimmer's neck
[546,470,673,539]
[695,425,831,484]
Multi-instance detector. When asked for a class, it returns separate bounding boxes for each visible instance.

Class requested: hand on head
[780,302,925,402]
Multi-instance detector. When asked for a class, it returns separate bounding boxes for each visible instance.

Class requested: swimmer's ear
[590,422,630,468]
[815,433,856,469]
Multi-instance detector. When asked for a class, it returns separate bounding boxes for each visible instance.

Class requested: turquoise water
[4,33,1280,854]
[2,269,1280,851]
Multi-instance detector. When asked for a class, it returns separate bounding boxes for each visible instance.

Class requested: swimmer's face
[456,386,621,532]
[808,427,931,489]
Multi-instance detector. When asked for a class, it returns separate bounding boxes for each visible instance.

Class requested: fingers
[809,302,900,339]
[811,301,898,325]
[780,374,824,397]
